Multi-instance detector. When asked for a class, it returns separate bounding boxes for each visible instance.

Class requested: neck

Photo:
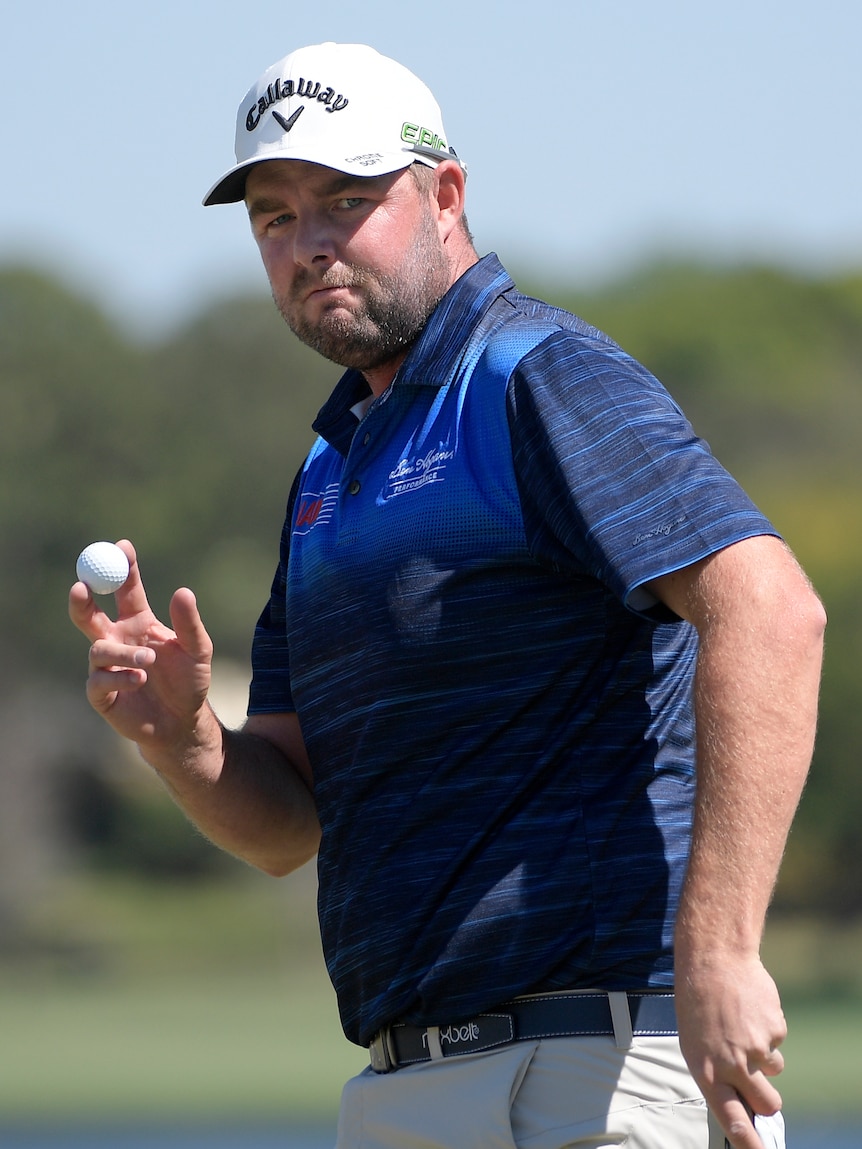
[361,245,480,397]
[362,353,410,398]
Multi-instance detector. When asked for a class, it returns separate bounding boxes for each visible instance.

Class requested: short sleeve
[247,470,302,715]
[507,330,778,614]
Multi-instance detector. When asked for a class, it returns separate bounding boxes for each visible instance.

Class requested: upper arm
[243,710,314,793]
[645,534,824,634]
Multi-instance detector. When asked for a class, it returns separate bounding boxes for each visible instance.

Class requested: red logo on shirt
[296,496,324,528]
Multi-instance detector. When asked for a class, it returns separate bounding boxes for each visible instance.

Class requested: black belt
[369,990,677,1073]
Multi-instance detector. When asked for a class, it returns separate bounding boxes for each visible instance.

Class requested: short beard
[274,208,451,372]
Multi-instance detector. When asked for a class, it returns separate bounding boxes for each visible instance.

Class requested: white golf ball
[76,541,130,595]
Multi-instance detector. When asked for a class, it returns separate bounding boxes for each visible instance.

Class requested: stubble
[275,206,451,372]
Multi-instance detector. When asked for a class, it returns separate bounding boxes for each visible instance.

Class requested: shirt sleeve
[247,468,303,715]
[506,329,779,616]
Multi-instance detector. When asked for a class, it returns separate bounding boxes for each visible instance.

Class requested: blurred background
[1,1,861,1146]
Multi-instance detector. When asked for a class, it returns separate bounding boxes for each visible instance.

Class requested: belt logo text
[423,1021,481,1049]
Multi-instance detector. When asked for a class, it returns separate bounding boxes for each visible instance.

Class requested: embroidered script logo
[293,483,338,535]
[381,445,455,501]
[246,77,349,133]
[633,515,686,546]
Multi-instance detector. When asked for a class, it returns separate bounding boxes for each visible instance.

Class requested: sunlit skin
[245,158,477,395]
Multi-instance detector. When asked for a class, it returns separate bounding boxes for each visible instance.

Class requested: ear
[432,160,468,242]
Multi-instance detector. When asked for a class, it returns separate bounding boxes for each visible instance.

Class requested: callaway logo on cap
[203,42,465,206]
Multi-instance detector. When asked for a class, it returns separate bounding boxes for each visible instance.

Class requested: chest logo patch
[379,444,455,501]
[293,483,338,535]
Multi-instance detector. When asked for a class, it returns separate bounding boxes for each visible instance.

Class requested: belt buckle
[369,1026,397,1073]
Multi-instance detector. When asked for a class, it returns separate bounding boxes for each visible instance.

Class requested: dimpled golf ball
[76,541,130,595]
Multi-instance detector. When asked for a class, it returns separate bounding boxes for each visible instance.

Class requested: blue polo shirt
[250,254,776,1047]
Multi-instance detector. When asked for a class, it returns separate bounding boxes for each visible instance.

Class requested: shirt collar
[312,254,514,454]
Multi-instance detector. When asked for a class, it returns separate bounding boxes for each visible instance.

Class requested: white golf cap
[203,42,464,206]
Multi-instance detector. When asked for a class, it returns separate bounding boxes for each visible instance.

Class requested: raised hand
[69,539,214,757]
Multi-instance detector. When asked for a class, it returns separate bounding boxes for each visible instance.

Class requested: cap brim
[203,144,464,207]
[202,159,260,207]
[203,150,415,207]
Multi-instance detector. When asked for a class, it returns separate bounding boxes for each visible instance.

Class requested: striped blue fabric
[249,255,776,1047]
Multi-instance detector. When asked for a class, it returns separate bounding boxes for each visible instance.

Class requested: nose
[291,210,336,270]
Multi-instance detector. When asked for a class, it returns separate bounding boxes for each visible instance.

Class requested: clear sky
[2,0,860,333]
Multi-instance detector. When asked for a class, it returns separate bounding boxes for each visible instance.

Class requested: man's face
[246,160,452,374]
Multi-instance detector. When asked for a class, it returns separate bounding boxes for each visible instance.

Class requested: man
[70,42,825,1149]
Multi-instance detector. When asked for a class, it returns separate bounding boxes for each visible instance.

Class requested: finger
[741,1070,783,1119]
[758,1047,785,1079]
[86,666,146,713]
[168,588,214,663]
[85,643,155,714]
[88,638,156,674]
[69,579,112,641]
[711,1086,762,1149]
[715,1074,783,1148]
[112,539,152,616]
[70,539,147,640]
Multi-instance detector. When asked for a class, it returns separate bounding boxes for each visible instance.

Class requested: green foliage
[530,262,862,484]
[58,759,238,880]
[0,266,338,674]
[2,257,860,916]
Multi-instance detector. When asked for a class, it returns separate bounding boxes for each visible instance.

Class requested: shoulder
[489,286,663,396]
[497,284,622,351]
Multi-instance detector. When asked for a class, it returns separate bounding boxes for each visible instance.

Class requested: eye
[336,196,365,211]
[250,211,293,238]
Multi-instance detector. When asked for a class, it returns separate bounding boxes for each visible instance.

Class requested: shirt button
[362,432,371,446]
[348,479,361,495]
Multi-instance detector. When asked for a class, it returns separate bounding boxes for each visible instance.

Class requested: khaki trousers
[335,1035,786,1149]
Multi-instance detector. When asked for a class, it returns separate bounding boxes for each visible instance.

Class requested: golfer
[71,42,825,1149]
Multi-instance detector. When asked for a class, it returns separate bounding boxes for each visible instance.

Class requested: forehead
[244,159,407,204]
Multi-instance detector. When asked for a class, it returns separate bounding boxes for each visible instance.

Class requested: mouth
[310,283,349,296]
[302,283,362,316]
[302,279,348,298]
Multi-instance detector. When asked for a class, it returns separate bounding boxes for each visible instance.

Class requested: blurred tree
[0,267,338,678]
[1,259,859,920]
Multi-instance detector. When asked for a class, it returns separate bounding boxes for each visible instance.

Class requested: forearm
[676,562,824,957]
[652,536,826,1146]
[71,565,321,878]
[141,704,321,877]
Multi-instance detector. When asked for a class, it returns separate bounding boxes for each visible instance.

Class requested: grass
[2,873,861,1122]
[3,975,859,1123]
[0,967,366,1122]
[780,997,862,1117]
[0,870,365,1123]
